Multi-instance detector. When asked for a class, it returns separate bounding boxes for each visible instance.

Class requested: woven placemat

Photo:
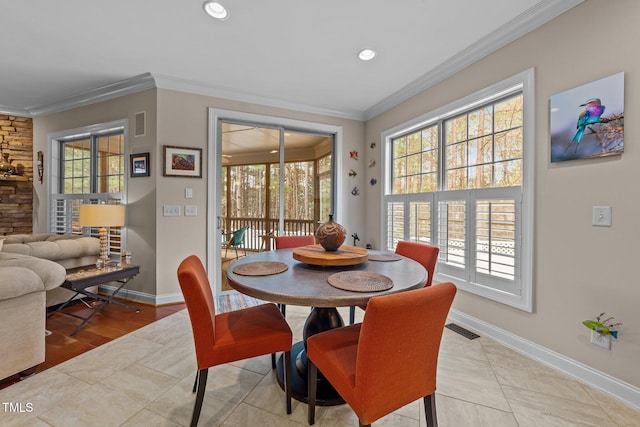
[367,251,402,262]
[327,271,393,292]
[232,261,288,276]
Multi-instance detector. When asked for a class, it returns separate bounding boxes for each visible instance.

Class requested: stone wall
[0,115,33,234]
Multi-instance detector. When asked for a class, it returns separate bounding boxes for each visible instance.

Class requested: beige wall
[155,88,366,298]
[33,88,365,304]
[365,0,639,387]
[33,90,158,297]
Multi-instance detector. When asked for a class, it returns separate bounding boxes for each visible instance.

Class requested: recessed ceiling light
[203,1,229,20]
[358,48,376,61]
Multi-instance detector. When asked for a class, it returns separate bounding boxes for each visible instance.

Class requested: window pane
[476,200,516,280]
[393,136,407,157]
[422,127,438,151]
[284,161,314,220]
[446,142,467,169]
[394,157,407,178]
[407,175,420,194]
[409,202,431,244]
[446,168,467,191]
[408,132,422,154]
[407,153,421,176]
[468,136,493,166]
[446,116,467,144]
[467,164,492,189]
[495,94,523,132]
[494,128,523,161]
[468,106,493,138]
[391,124,439,195]
[494,160,522,187]
[438,200,466,268]
[421,172,437,192]
[387,202,405,251]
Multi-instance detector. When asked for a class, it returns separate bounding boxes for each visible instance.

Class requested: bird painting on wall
[567,98,605,153]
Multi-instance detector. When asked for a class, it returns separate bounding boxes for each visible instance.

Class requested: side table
[48,264,141,336]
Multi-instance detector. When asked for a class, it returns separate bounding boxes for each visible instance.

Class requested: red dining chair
[307,282,457,426]
[178,255,293,426]
[274,234,316,316]
[349,240,439,324]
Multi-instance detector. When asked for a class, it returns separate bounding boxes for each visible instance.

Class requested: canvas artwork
[550,72,624,163]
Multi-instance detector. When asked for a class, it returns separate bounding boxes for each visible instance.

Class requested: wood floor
[0,297,186,391]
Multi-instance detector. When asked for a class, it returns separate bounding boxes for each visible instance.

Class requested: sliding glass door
[218,120,334,291]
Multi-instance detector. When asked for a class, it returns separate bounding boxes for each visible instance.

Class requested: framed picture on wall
[130,152,150,177]
[163,145,202,178]
[550,72,624,162]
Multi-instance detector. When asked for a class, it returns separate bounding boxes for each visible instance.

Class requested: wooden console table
[48,264,140,336]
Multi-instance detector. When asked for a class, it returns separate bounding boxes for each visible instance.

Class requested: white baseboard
[448,309,640,411]
[98,285,184,306]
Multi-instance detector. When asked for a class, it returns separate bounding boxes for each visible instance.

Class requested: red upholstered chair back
[355,282,456,421]
[395,240,439,286]
[275,235,316,249]
[177,255,217,370]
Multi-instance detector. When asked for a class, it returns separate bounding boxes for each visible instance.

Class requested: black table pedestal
[275,307,345,406]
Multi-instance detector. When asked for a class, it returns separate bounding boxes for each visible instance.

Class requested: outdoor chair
[307,282,457,426]
[223,225,249,259]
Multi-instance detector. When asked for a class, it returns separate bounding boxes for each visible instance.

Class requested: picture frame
[130,152,150,177]
[163,145,203,178]
[550,72,624,163]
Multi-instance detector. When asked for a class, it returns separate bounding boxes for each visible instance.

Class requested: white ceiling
[0,0,581,120]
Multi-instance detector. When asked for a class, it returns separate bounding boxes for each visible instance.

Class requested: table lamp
[79,203,125,267]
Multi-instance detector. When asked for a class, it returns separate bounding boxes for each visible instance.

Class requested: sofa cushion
[0,267,44,300]
[2,233,100,263]
[0,253,66,295]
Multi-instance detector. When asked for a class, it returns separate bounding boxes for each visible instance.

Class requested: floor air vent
[445,323,480,340]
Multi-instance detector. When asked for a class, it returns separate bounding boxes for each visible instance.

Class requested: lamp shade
[79,204,125,227]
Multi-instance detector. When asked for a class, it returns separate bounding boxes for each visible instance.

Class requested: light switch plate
[185,188,193,199]
[163,205,181,216]
[591,330,611,349]
[185,205,197,216]
[592,206,612,227]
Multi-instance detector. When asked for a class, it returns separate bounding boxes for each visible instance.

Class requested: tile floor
[1,303,639,426]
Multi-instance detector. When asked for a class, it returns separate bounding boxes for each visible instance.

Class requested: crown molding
[152,74,365,121]
[27,73,156,117]
[0,104,31,117]
[363,0,584,121]
[2,0,582,121]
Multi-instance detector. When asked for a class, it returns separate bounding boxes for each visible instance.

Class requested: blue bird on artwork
[570,98,605,148]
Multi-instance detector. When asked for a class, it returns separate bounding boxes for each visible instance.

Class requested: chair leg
[280,303,286,317]
[192,371,198,393]
[424,393,438,427]
[308,359,317,425]
[271,352,277,369]
[191,368,208,427]
[349,306,355,324]
[284,350,292,414]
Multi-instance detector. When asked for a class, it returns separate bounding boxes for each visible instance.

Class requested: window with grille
[382,70,534,311]
[49,121,127,257]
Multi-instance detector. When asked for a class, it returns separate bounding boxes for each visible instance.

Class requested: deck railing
[222,217,316,252]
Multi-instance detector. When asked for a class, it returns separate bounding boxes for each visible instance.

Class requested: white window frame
[381,69,534,312]
[47,119,129,253]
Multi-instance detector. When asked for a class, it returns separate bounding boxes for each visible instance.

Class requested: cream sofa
[0,252,66,381]
[2,233,100,307]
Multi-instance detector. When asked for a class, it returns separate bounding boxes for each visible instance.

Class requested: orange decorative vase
[315,215,346,251]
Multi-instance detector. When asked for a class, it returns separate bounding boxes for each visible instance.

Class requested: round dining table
[226,245,427,406]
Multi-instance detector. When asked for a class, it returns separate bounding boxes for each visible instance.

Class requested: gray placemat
[367,251,402,262]
[232,261,288,276]
[327,271,393,292]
